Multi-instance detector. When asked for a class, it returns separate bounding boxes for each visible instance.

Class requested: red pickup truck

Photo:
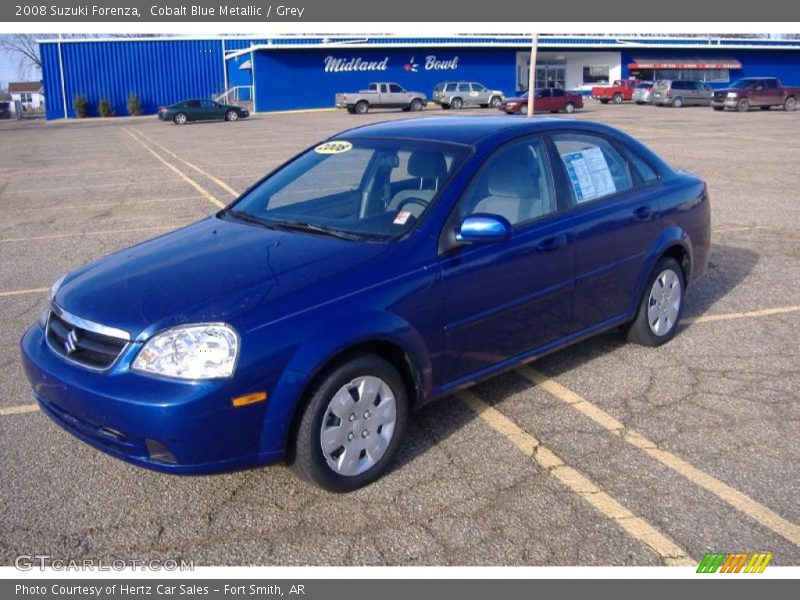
[591,79,637,104]
[710,77,799,112]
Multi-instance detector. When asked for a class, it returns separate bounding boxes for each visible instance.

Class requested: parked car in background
[633,81,655,104]
[0,101,11,119]
[432,81,504,109]
[158,99,249,124]
[499,88,583,114]
[22,116,710,491]
[335,82,427,114]
[591,79,637,104]
[710,77,799,112]
[651,80,713,108]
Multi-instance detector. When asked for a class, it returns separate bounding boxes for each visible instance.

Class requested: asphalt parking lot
[1,101,798,567]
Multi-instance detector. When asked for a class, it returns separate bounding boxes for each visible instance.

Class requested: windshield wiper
[222,209,277,230]
[266,220,364,241]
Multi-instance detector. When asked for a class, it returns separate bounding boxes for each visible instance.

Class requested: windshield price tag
[393,210,412,225]
[314,141,353,154]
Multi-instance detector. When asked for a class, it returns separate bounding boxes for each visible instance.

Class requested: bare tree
[0,34,49,79]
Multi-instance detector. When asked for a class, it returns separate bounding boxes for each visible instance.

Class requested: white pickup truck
[335,82,428,114]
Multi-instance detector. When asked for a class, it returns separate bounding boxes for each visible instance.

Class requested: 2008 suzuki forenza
[21,117,710,491]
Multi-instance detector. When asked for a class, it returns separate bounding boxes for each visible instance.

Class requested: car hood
[55,217,389,340]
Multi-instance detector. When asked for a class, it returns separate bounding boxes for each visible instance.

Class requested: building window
[20,93,32,103]
[632,69,730,83]
[583,66,610,84]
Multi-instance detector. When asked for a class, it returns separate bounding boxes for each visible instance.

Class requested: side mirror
[456,214,512,245]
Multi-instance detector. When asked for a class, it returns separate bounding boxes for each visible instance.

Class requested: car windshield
[221,139,470,242]
[730,79,758,89]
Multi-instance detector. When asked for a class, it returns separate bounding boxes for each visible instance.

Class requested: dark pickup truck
[711,77,799,112]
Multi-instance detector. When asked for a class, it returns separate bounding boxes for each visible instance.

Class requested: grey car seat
[389,151,448,217]
[471,151,549,224]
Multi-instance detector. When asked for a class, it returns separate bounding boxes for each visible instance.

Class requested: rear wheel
[672,97,683,108]
[625,257,684,347]
[737,98,750,112]
[410,98,424,112]
[291,354,408,492]
[612,93,623,104]
[355,101,369,114]
[225,109,238,121]
[451,97,464,110]
[173,112,187,125]
[784,97,797,111]
[564,102,576,114]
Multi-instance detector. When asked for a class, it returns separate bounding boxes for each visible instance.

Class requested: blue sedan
[21,117,711,491]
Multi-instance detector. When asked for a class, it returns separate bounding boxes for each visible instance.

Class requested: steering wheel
[396,197,429,213]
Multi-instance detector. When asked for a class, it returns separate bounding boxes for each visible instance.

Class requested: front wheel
[225,109,238,121]
[737,98,750,112]
[410,98,424,112]
[291,354,408,492]
[625,257,685,347]
[564,102,575,114]
[784,97,797,111]
[489,95,502,108]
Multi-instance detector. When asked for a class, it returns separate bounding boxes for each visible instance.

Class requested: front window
[730,79,758,89]
[388,84,404,93]
[583,65,609,84]
[223,139,470,242]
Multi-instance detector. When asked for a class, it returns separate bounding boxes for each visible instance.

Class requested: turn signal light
[232,392,268,407]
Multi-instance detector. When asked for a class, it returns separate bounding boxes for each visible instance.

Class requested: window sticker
[393,210,412,225]
[561,146,616,202]
[314,141,353,155]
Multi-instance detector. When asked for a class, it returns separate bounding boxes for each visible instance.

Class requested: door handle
[634,205,654,221]
[536,233,569,252]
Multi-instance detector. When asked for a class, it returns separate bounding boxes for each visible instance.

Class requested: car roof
[335,116,617,146]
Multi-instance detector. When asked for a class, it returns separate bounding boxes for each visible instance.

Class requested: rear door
[694,81,712,105]
[549,131,662,332]
[535,88,555,112]
[552,88,566,111]
[762,78,782,106]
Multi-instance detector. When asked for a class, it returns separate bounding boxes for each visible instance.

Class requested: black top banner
[4,0,800,22]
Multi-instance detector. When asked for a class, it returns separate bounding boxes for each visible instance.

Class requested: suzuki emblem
[64,329,80,355]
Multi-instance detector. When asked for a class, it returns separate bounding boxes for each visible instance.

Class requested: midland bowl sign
[324,55,460,73]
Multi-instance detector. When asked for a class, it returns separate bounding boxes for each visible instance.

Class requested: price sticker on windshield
[314,141,353,154]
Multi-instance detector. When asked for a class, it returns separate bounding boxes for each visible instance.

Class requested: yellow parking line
[516,365,800,549]
[0,404,39,416]
[123,128,226,209]
[0,225,173,244]
[683,305,800,325]
[0,287,47,297]
[457,390,694,565]
[128,128,241,198]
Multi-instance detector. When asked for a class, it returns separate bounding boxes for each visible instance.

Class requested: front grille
[713,92,727,101]
[46,309,128,370]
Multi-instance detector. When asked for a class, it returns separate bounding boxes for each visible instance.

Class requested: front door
[439,136,574,384]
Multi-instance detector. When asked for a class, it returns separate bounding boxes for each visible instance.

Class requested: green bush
[127,91,142,116]
[72,94,89,118]
[98,97,114,118]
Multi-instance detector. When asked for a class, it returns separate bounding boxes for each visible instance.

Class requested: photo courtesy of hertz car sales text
[21,117,711,492]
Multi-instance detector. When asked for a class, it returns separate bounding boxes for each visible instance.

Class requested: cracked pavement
[1,103,798,566]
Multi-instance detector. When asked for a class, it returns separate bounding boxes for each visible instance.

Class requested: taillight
[666,89,672,97]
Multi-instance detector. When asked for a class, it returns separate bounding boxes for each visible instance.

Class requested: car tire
[291,354,408,492]
[612,93,623,104]
[490,95,502,108]
[564,102,575,114]
[784,97,796,111]
[451,97,464,110]
[225,109,238,121]
[625,257,685,347]
[737,98,750,113]
[672,97,683,108]
[355,101,369,114]
[410,98,424,112]
[173,112,187,125]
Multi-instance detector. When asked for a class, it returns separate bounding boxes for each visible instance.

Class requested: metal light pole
[526,33,538,118]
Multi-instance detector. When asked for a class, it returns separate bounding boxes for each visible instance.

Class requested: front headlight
[132,323,239,380]
[727,92,738,98]
[39,274,66,327]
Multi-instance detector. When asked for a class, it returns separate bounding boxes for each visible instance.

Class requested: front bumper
[711,98,739,109]
[20,324,282,474]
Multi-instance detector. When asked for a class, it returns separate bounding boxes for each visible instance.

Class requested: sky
[0,35,41,89]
